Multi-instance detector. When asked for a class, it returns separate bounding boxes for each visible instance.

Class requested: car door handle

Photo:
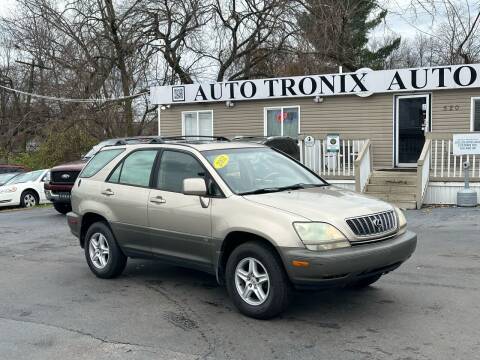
[150,196,166,204]
[101,189,115,196]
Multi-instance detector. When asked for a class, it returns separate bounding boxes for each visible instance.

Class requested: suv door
[148,149,213,269]
[101,149,158,255]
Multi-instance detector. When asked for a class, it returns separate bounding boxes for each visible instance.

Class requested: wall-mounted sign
[304,135,315,147]
[453,133,480,155]
[326,134,340,152]
[151,64,480,105]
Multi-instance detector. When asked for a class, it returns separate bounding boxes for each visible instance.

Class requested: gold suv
[67,137,417,319]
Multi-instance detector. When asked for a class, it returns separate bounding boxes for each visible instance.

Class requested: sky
[0,0,440,42]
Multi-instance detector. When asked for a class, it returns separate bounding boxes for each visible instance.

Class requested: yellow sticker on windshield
[213,154,229,169]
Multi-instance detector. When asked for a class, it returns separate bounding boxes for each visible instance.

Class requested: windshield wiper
[240,183,326,196]
[239,187,284,195]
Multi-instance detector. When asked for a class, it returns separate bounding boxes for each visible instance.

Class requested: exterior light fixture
[226,101,235,108]
[313,96,324,103]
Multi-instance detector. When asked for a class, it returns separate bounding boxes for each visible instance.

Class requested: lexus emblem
[61,173,70,179]
[372,218,383,231]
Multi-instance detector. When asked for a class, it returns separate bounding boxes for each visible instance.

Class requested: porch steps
[364,171,418,209]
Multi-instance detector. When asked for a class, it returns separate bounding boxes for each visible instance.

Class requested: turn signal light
[292,260,310,268]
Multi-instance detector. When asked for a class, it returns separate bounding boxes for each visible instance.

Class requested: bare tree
[141,0,296,83]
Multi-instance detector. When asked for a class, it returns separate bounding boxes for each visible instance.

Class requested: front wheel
[226,242,292,319]
[20,190,38,208]
[53,202,72,214]
[84,222,127,279]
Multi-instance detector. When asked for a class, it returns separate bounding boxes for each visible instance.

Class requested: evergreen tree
[298,0,401,71]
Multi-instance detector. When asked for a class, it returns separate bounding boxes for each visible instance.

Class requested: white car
[0,169,50,208]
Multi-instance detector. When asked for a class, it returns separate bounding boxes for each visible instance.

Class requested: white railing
[299,138,366,177]
[428,134,480,179]
[354,140,372,192]
[416,139,431,209]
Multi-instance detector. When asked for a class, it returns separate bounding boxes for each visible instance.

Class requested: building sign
[151,64,480,105]
[326,134,340,152]
[453,133,480,155]
[304,135,315,147]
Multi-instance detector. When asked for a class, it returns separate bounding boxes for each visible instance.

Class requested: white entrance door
[395,94,430,167]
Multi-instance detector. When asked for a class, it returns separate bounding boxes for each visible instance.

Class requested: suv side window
[157,150,206,193]
[113,150,158,187]
[80,149,124,178]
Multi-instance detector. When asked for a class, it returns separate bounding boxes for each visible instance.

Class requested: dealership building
[150,64,480,208]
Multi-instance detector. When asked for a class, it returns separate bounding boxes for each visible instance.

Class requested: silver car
[67,138,417,319]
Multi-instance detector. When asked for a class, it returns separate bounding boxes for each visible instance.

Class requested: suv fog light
[293,222,350,251]
[305,242,351,251]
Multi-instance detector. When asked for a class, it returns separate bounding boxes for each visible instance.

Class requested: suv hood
[243,186,394,222]
[51,160,86,172]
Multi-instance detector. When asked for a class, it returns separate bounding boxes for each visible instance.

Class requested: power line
[0,84,149,103]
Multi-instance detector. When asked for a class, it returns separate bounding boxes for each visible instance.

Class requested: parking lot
[0,206,478,360]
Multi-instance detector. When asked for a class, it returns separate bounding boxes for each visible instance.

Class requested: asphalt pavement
[0,206,479,360]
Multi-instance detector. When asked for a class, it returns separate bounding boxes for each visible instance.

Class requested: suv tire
[348,275,381,289]
[20,190,38,208]
[84,222,127,279]
[226,242,292,319]
[53,202,72,215]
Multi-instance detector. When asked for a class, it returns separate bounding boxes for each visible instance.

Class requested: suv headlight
[293,222,350,251]
[395,207,407,234]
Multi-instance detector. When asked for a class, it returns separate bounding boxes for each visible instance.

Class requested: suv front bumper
[281,230,417,289]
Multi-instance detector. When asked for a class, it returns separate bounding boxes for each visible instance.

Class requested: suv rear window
[80,149,124,178]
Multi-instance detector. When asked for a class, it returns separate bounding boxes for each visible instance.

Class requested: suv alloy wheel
[84,222,127,279]
[226,242,292,319]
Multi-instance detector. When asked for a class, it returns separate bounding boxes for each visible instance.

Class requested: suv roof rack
[100,135,230,149]
[148,135,230,144]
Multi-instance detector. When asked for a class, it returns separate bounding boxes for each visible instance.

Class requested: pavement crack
[0,315,152,349]
[145,282,216,359]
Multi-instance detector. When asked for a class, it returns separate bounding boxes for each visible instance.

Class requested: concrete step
[372,170,417,177]
[366,184,417,194]
[366,192,417,202]
[369,176,417,186]
[391,200,417,210]
[364,193,417,209]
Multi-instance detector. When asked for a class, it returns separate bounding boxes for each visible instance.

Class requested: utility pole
[14,59,52,150]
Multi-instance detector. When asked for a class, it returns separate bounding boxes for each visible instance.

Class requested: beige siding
[160,88,479,169]
[431,88,480,132]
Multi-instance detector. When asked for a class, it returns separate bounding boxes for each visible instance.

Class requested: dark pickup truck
[44,137,159,214]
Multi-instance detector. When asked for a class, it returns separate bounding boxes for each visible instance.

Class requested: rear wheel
[20,190,38,208]
[226,242,292,319]
[53,202,72,214]
[348,275,382,289]
[84,222,127,279]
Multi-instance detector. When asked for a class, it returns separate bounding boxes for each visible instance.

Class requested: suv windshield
[203,147,327,195]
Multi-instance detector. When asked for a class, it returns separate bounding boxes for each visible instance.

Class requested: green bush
[10,128,97,170]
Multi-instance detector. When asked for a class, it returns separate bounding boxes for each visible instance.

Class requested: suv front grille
[51,170,80,184]
[346,210,397,238]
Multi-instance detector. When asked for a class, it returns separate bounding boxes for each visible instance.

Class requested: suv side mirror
[183,178,207,196]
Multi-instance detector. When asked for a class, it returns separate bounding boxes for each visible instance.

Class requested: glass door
[395,95,430,167]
